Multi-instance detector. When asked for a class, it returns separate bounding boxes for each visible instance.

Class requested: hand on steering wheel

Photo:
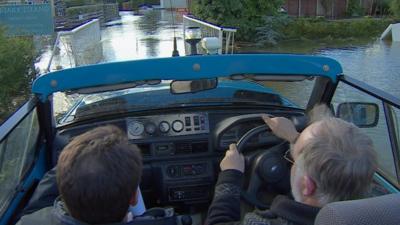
[262,114,299,144]
[220,144,245,173]
[234,116,291,209]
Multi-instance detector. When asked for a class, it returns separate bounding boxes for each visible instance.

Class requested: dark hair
[57,125,142,224]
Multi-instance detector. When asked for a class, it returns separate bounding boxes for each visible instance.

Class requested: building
[160,0,188,9]
[53,0,65,17]
[0,0,23,4]
[285,0,348,18]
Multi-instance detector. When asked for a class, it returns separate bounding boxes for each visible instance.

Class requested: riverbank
[236,38,379,54]
[255,16,396,46]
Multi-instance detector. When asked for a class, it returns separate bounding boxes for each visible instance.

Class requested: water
[37,10,400,96]
[101,11,185,61]
[37,10,400,180]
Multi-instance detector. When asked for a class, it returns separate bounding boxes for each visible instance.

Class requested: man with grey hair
[206,105,377,225]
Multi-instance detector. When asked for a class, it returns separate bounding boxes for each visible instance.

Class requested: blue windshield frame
[32,54,343,102]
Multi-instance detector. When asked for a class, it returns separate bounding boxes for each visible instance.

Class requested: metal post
[225,32,231,54]
[231,32,235,54]
[218,30,223,54]
[46,32,62,72]
[298,0,301,17]
[183,19,187,55]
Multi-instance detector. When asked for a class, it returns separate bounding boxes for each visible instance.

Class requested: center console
[161,161,214,203]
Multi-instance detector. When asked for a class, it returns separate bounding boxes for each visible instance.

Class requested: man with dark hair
[57,125,142,224]
[17,125,174,225]
[206,105,377,225]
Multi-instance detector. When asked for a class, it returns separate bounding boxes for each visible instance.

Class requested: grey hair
[307,104,333,124]
[299,105,377,205]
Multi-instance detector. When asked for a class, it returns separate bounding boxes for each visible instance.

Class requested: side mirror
[336,102,379,128]
[170,78,217,94]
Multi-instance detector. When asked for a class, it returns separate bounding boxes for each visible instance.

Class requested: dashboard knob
[172,120,184,132]
[181,215,193,225]
[145,123,156,134]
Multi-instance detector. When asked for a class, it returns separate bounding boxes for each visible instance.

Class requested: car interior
[47,105,398,224]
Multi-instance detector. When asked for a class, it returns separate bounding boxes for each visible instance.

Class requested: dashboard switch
[193,116,200,126]
[185,116,191,126]
[167,166,179,177]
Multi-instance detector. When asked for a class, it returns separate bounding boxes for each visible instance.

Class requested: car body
[0,54,399,225]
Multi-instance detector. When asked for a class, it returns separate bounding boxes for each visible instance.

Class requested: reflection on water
[318,42,400,97]
[36,10,185,72]
[101,11,184,62]
[262,80,315,109]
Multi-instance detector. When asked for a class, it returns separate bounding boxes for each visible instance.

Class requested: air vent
[192,142,208,153]
[137,144,151,157]
[175,141,208,155]
[175,142,192,154]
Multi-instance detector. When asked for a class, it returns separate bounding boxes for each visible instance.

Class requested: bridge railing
[46,19,102,72]
[183,15,237,55]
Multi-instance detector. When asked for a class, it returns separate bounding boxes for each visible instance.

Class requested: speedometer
[172,120,184,132]
[128,121,144,136]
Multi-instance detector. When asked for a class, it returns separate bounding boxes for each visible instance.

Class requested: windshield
[53,77,315,125]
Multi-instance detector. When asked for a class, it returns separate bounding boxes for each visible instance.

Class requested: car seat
[315,193,400,225]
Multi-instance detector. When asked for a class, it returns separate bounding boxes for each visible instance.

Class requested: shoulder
[17,206,57,225]
[240,210,292,225]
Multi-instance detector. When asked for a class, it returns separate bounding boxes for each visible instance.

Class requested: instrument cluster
[126,113,209,140]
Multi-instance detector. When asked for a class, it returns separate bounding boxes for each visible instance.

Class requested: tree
[390,0,400,16]
[0,28,36,123]
[192,0,284,41]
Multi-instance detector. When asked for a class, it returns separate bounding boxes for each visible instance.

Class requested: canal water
[37,10,400,180]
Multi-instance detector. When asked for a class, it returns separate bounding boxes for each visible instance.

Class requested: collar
[53,198,130,225]
[270,195,320,225]
[53,197,86,225]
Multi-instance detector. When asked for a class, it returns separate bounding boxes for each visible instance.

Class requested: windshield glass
[53,77,315,125]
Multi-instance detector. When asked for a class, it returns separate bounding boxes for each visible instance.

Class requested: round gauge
[159,121,170,133]
[128,121,144,136]
[145,123,156,134]
[172,120,184,132]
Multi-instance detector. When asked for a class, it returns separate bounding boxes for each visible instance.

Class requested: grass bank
[256,16,397,46]
[285,18,395,39]
[236,38,378,54]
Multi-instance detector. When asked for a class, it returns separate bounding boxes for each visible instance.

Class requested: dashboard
[126,113,210,139]
[54,109,307,208]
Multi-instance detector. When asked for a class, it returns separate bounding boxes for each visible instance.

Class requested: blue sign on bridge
[0,4,54,36]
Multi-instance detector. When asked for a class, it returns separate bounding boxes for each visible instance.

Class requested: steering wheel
[236,125,290,209]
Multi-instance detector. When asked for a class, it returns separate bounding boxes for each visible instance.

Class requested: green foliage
[346,0,365,17]
[256,15,292,46]
[283,18,393,40]
[0,28,35,123]
[192,0,284,41]
[390,0,400,17]
[255,16,394,46]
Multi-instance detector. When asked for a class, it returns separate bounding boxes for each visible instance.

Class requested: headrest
[315,193,400,225]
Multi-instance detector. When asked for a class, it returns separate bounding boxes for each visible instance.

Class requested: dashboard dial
[128,121,144,136]
[145,123,156,134]
[172,120,184,132]
[159,121,170,133]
